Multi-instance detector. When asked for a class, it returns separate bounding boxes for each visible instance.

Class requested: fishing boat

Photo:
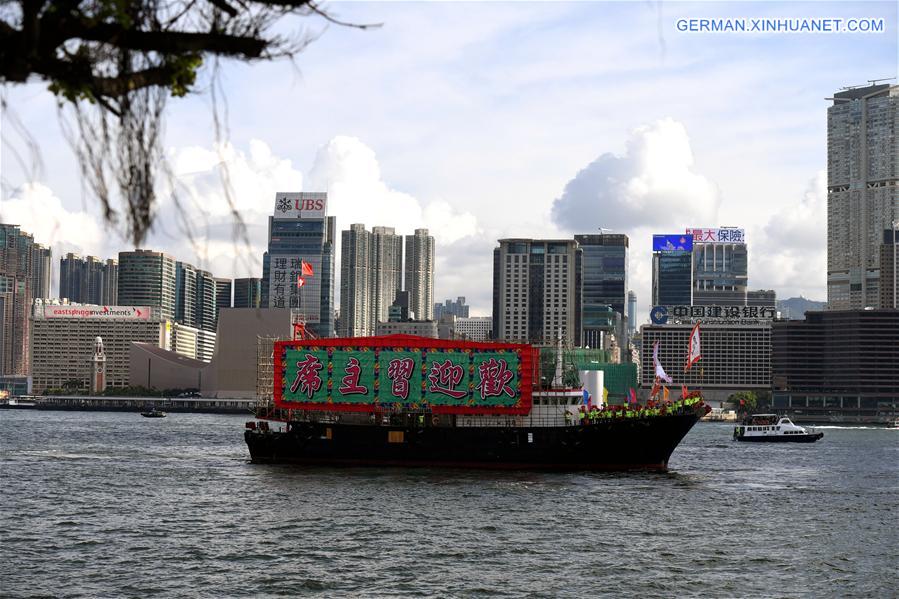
[244,334,710,471]
[733,414,823,443]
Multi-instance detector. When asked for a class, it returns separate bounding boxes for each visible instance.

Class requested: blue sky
[2,1,897,321]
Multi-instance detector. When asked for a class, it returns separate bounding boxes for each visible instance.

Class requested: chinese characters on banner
[277,346,526,412]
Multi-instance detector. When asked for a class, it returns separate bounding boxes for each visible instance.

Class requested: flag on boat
[663,386,670,402]
[650,379,661,399]
[301,260,314,276]
[653,340,673,383]
[685,322,702,371]
[582,388,590,405]
[296,276,306,288]
[628,388,638,404]
[603,387,609,405]
[681,384,688,399]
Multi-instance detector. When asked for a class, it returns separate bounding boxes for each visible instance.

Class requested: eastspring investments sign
[40,305,154,320]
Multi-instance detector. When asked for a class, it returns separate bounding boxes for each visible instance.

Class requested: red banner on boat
[273,334,535,415]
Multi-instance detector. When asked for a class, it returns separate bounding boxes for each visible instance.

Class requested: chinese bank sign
[273,192,327,220]
[650,305,775,325]
[42,305,153,320]
[274,336,535,415]
[685,227,745,244]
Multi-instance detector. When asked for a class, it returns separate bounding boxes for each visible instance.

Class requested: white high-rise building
[404,229,435,321]
[371,226,403,325]
[827,83,899,309]
[340,224,404,337]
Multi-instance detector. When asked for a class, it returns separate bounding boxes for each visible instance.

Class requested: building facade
[627,290,637,338]
[652,251,692,306]
[772,310,899,423]
[371,226,403,324]
[404,228,435,321]
[262,192,335,337]
[881,227,898,308]
[215,278,232,323]
[827,83,899,310]
[233,278,262,308]
[30,302,169,393]
[641,321,772,406]
[375,319,438,338]
[455,316,492,341]
[492,238,581,347]
[692,240,748,306]
[575,234,628,351]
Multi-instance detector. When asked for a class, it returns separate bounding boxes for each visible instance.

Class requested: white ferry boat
[733,414,823,443]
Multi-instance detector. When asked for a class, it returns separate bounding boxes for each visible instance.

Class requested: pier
[1,395,255,414]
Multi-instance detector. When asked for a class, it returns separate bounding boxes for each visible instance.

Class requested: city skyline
[2,2,896,323]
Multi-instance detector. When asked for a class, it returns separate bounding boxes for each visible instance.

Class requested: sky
[1,1,897,324]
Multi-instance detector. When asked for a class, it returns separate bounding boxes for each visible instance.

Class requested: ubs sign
[651,305,776,325]
[273,192,327,220]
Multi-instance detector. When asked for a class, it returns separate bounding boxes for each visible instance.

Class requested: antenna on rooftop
[868,77,896,85]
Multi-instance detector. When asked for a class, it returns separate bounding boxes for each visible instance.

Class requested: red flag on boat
[681,384,688,399]
[301,260,314,276]
[628,388,638,405]
[685,322,702,371]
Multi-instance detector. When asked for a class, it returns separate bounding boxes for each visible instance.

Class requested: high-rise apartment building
[118,250,178,319]
[262,192,336,337]
[340,224,371,337]
[371,226,403,324]
[31,244,52,299]
[0,224,37,376]
[827,83,899,309]
[59,253,118,305]
[492,238,581,346]
[434,297,470,319]
[233,278,261,308]
[339,224,404,337]
[404,228,435,321]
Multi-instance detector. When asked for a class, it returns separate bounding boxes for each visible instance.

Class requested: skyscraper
[174,261,197,327]
[827,83,898,309]
[262,192,335,337]
[881,227,898,309]
[214,277,232,325]
[575,234,628,349]
[434,297,469,319]
[233,278,261,308]
[118,250,177,319]
[102,259,118,305]
[31,244,52,299]
[0,224,37,376]
[404,228,435,321]
[340,224,371,337]
[492,238,581,346]
[652,252,692,306]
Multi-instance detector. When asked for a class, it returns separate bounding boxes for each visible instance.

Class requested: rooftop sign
[273,192,327,220]
[650,305,775,325]
[685,228,746,244]
[653,234,694,252]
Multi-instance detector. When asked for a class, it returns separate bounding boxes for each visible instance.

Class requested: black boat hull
[245,410,704,471]
[736,433,823,443]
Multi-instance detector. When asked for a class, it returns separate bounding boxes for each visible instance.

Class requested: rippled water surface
[1,410,897,597]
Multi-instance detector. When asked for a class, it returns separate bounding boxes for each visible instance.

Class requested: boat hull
[736,432,823,443]
[245,410,704,472]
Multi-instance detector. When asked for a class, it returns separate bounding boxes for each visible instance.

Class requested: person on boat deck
[564,410,572,426]
[418,414,425,427]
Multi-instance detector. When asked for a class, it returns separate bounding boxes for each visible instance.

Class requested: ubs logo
[650,305,668,325]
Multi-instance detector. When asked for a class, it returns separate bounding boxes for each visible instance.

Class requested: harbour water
[1,410,896,597]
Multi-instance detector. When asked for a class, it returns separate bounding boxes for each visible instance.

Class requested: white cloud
[751,171,827,300]
[0,182,108,259]
[551,118,720,231]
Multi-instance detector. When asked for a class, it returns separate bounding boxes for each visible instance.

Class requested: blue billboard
[653,234,693,252]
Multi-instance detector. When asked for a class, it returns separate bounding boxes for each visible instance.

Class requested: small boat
[140,408,167,418]
[733,414,823,443]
